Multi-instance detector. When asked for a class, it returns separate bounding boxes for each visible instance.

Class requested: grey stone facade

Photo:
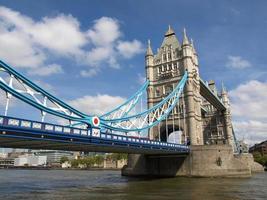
[145,26,233,146]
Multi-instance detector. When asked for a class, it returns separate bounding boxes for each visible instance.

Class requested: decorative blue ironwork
[100,72,188,132]
[0,60,95,126]
[101,80,149,120]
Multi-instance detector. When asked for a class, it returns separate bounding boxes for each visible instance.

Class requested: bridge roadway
[0,116,189,155]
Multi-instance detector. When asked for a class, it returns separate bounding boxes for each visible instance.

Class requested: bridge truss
[0,60,190,153]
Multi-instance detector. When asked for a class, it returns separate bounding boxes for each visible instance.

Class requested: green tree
[108,153,128,161]
[253,152,267,167]
[70,159,79,168]
[94,155,104,166]
[60,156,69,164]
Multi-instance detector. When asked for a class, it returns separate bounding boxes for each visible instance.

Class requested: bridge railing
[0,115,189,152]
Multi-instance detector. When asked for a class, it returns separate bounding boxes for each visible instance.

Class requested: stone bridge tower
[122,26,264,177]
[145,26,203,145]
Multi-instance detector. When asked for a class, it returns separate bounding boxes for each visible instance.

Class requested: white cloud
[80,69,98,77]
[0,29,46,68]
[30,15,87,55]
[117,40,144,58]
[226,55,251,69]
[234,120,267,145]
[229,80,267,120]
[229,80,267,145]
[0,6,144,78]
[87,17,121,46]
[28,64,63,76]
[68,94,126,116]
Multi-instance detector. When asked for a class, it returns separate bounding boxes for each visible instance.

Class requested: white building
[0,153,8,158]
[14,155,47,166]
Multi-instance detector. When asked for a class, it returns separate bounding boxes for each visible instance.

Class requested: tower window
[163,54,167,61]
[168,52,172,60]
[164,65,167,71]
[155,88,160,97]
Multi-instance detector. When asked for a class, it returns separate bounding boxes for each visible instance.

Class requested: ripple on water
[0,169,266,200]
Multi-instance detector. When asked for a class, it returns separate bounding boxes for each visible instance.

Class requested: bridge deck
[0,116,189,155]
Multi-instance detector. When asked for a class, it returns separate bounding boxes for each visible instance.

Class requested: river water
[0,169,266,200]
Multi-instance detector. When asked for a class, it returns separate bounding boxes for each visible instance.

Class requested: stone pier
[122,145,264,177]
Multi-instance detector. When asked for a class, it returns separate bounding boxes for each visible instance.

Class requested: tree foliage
[253,152,267,167]
[60,156,69,164]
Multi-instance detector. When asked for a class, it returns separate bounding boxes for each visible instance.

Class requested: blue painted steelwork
[101,80,149,120]
[100,72,188,132]
[0,115,189,154]
[0,60,93,125]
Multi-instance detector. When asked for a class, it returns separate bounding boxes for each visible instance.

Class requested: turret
[145,39,154,81]
[190,38,198,66]
[182,28,189,46]
[181,28,195,73]
[221,83,234,147]
[221,83,230,110]
[145,39,153,65]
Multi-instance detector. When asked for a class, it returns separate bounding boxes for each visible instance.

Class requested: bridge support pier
[122,145,264,177]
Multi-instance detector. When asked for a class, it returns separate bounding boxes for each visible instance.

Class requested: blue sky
[0,0,266,145]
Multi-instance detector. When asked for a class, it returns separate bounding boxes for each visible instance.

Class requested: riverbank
[0,166,122,170]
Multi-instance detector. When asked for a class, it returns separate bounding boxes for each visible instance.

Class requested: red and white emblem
[92,116,100,127]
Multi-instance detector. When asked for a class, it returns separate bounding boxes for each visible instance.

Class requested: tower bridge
[0,26,263,177]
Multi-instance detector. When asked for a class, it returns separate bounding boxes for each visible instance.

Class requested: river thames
[0,169,266,200]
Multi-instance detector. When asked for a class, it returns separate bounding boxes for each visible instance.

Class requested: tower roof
[161,26,180,47]
[165,25,175,37]
[154,25,180,61]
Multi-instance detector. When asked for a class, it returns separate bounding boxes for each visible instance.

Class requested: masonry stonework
[122,26,264,177]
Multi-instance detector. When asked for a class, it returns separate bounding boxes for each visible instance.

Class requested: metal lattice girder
[100,72,188,132]
[101,80,149,120]
[0,60,94,125]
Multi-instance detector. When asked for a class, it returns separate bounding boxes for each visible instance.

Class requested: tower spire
[146,39,153,56]
[182,28,189,45]
[191,38,196,54]
[221,82,227,94]
[165,25,175,37]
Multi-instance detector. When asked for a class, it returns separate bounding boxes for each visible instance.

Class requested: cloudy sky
[0,0,266,145]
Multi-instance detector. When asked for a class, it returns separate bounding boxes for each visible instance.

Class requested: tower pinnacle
[221,82,227,94]
[182,28,189,45]
[191,38,196,54]
[146,39,153,56]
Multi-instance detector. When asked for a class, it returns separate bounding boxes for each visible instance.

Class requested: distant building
[34,150,74,165]
[249,140,267,156]
[0,153,8,158]
[0,158,14,167]
[14,155,47,167]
